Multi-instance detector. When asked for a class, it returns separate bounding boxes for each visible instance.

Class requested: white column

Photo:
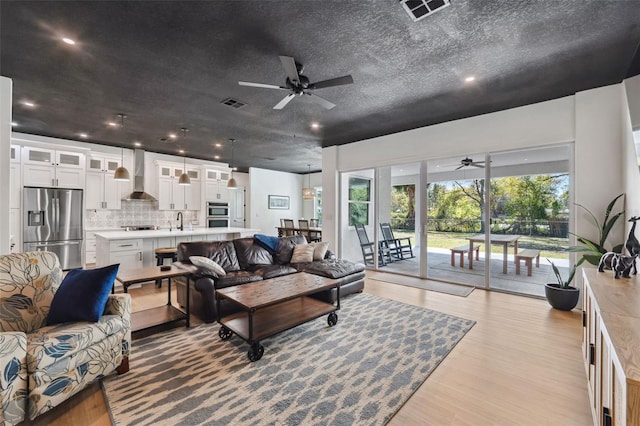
[0,77,12,254]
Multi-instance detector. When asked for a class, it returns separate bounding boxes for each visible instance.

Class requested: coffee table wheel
[248,343,264,362]
[327,312,338,327]
[218,326,233,341]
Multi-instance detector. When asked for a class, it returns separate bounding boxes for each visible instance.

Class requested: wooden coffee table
[216,272,341,361]
[115,264,194,332]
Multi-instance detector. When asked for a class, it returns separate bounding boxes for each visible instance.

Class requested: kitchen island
[95,227,260,272]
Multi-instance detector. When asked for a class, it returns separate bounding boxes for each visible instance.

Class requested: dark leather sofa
[175,235,366,323]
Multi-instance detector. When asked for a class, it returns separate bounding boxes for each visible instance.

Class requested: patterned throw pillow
[290,244,314,263]
[190,256,226,276]
[312,242,330,260]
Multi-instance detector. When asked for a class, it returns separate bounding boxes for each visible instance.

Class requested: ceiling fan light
[113,166,130,181]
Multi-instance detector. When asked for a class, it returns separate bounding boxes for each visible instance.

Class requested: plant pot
[544,283,580,311]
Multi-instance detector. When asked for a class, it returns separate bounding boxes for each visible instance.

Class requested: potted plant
[545,260,579,310]
[545,194,624,310]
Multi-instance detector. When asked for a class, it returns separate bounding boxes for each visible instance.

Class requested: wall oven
[207,202,229,217]
[207,202,230,228]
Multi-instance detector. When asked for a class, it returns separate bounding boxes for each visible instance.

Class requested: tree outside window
[349,177,370,226]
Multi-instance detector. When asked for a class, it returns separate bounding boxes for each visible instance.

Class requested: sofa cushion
[312,241,330,260]
[233,238,273,269]
[274,235,307,265]
[291,244,314,263]
[252,264,298,279]
[47,264,119,325]
[0,251,63,333]
[178,241,240,272]
[189,256,226,277]
[215,271,263,289]
[27,314,127,371]
[294,259,366,279]
[253,234,280,254]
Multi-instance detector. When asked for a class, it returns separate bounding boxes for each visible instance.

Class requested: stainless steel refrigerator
[23,187,83,270]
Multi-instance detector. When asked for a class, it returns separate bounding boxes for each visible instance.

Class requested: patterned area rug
[102,293,475,425]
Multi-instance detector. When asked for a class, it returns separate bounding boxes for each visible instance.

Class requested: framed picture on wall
[268,195,290,210]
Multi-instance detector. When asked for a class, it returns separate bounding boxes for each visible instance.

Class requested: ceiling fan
[455,157,486,170]
[238,55,353,110]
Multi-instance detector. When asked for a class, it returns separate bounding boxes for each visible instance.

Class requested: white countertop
[94,227,260,240]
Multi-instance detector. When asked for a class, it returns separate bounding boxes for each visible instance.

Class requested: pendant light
[178,128,191,185]
[302,164,316,200]
[113,113,131,181]
[227,138,237,189]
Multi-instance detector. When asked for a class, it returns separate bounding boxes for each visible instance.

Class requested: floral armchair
[0,251,131,425]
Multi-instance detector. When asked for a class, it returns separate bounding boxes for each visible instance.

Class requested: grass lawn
[393,230,570,259]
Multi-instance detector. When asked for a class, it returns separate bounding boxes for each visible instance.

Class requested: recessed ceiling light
[464,76,476,83]
[11,122,17,127]
[310,122,320,129]
[232,167,237,171]
[178,149,185,154]
[79,133,88,138]
[134,141,142,147]
[215,143,222,148]
[22,101,35,108]
[108,122,117,127]
[169,133,177,139]
[62,37,76,45]
[214,155,220,160]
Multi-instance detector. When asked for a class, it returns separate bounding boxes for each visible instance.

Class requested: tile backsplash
[85,200,199,229]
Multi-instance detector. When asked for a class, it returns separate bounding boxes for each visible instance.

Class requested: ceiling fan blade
[238,81,287,90]
[455,165,464,170]
[279,55,300,86]
[273,93,296,110]
[305,92,336,110]
[471,163,485,168]
[308,75,354,90]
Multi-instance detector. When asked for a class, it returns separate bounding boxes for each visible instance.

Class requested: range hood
[123,149,157,201]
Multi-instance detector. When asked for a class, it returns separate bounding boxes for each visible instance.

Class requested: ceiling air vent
[400,0,450,22]
[221,97,247,109]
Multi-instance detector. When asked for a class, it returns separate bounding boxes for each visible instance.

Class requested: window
[349,177,371,226]
[315,188,323,224]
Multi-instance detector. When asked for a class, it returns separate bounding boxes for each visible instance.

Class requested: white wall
[624,74,640,129]
[622,80,640,234]
[0,77,12,254]
[248,167,302,235]
[323,83,634,265]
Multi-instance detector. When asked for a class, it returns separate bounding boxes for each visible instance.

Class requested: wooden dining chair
[282,219,296,236]
[309,218,319,227]
[298,219,311,242]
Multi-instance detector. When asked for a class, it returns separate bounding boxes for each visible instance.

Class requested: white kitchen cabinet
[84,231,97,266]
[10,163,21,209]
[157,162,200,210]
[85,154,127,210]
[96,238,144,272]
[204,169,231,202]
[10,209,20,253]
[22,146,85,188]
[10,144,20,163]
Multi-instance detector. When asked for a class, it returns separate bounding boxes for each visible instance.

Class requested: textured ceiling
[1,1,640,174]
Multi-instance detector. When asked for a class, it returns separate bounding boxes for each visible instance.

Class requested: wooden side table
[115,264,194,332]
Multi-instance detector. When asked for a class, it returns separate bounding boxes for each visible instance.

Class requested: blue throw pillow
[47,264,119,325]
[254,234,280,254]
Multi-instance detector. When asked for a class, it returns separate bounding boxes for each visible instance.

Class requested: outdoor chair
[355,224,391,266]
[379,222,414,260]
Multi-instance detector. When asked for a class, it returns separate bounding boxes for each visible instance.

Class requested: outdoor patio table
[468,234,521,274]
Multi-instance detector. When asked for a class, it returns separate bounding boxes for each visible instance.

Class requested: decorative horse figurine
[625,216,640,274]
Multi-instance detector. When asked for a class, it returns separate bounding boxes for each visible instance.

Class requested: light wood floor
[29,274,591,426]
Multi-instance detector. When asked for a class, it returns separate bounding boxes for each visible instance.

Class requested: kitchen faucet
[177,212,184,231]
[168,220,172,232]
